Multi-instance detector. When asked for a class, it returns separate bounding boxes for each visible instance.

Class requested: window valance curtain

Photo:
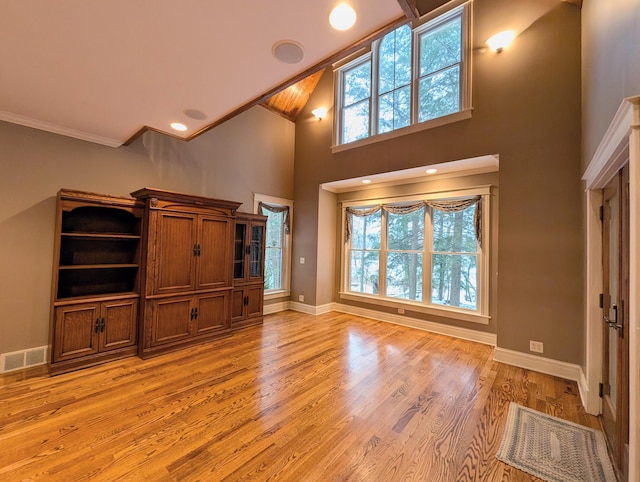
[345,196,482,246]
[258,202,290,234]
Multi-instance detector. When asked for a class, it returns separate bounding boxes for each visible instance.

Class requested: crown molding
[0,111,122,148]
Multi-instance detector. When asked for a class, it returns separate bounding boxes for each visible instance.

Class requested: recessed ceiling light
[426,168,438,175]
[330,4,357,31]
[171,122,187,132]
[361,179,371,184]
[272,40,305,64]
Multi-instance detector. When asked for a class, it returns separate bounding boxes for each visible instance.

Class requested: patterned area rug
[496,403,616,482]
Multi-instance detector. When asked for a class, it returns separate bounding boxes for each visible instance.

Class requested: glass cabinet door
[249,225,264,279]
[234,223,246,279]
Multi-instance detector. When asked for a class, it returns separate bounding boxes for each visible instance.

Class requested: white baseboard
[287,301,335,315]
[1,345,48,373]
[493,347,584,384]
[578,370,598,415]
[333,302,497,346]
[264,301,290,315]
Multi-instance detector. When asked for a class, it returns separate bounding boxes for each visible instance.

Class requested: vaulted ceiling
[0,0,581,147]
[0,1,404,147]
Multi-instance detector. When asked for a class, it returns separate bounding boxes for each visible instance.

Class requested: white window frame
[254,193,293,300]
[339,186,490,324]
[333,0,472,153]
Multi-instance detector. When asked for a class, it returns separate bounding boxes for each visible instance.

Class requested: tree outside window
[386,206,424,301]
[349,210,381,294]
[255,195,293,296]
[346,197,483,315]
[336,4,468,146]
[431,205,478,310]
[264,210,284,291]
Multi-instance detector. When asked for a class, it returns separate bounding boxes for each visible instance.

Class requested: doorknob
[603,304,617,326]
[603,304,624,337]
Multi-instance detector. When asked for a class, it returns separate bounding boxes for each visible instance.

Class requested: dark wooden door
[53,303,99,361]
[601,166,630,478]
[100,299,138,351]
[155,212,197,293]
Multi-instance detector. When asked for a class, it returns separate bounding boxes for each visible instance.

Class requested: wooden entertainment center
[48,188,266,375]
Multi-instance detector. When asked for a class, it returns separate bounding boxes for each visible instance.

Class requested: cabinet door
[194,292,229,335]
[198,216,232,289]
[155,212,197,293]
[233,222,247,280]
[53,303,100,362]
[248,223,265,280]
[149,297,192,346]
[246,284,264,319]
[231,287,246,322]
[100,299,138,351]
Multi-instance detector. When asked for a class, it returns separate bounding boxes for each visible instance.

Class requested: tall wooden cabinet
[49,188,267,372]
[131,188,243,358]
[49,190,143,374]
[232,213,267,329]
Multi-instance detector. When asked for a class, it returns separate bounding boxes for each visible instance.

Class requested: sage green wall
[582,0,640,167]
[293,0,583,363]
[0,106,294,357]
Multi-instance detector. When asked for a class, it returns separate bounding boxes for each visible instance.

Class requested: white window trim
[332,0,473,152]
[253,193,293,299]
[339,186,490,324]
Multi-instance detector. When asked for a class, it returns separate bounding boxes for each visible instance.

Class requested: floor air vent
[1,346,48,373]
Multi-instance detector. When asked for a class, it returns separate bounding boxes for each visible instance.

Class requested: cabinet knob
[100,317,106,333]
[95,318,100,334]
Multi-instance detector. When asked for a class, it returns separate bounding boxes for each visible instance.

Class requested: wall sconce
[486,30,516,53]
[312,107,327,120]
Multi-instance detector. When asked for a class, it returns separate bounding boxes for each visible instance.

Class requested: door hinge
[599,382,603,398]
[599,205,604,221]
[599,293,604,309]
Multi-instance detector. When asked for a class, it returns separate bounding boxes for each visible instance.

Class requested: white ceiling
[0,1,403,147]
[321,155,500,193]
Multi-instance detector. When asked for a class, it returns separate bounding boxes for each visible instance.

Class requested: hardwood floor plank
[0,311,598,481]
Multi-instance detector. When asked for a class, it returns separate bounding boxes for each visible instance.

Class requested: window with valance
[255,196,293,295]
[342,192,487,319]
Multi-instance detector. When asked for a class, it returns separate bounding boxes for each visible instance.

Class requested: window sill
[339,291,490,325]
[331,108,473,154]
[264,290,291,301]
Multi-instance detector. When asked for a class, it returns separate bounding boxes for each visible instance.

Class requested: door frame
[583,96,639,481]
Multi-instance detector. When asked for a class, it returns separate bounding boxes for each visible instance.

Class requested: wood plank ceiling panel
[260,70,326,122]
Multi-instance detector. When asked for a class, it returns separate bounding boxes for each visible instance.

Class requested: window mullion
[411,26,420,125]
[425,207,433,304]
[378,209,388,298]
[371,40,379,137]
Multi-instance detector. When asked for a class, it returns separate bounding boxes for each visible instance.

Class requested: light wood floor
[0,311,599,481]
